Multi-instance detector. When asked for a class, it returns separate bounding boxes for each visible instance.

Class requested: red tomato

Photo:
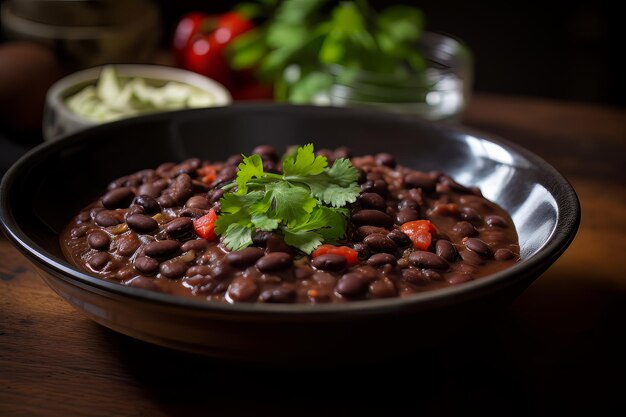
[400,220,437,250]
[312,244,359,266]
[172,12,211,63]
[193,209,218,241]
[174,11,254,88]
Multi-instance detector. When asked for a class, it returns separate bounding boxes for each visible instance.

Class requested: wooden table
[2,95,625,416]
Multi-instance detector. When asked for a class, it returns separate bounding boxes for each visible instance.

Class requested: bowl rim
[46,63,233,128]
[0,103,581,317]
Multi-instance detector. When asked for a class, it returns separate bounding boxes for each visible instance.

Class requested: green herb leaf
[282,143,327,176]
[251,213,279,231]
[283,228,324,254]
[377,6,424,44]
[216,144,360,253]
[265,182,317,225]
[236,154,265,194]
[221,223,253,251]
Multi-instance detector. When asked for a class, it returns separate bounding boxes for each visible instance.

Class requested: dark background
[0,0,624,174]
[158,0,625,107]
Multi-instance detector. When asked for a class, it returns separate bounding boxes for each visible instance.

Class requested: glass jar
[300,32,473,122]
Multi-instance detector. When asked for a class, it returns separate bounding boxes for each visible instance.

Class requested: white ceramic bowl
[44,64,232,141]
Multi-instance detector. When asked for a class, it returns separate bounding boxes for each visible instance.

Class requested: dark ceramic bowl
[0,104,579,362]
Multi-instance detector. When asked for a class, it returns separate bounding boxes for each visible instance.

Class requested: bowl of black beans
[0,104,580,362]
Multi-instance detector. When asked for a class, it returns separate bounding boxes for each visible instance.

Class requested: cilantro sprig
[215,144,360,253]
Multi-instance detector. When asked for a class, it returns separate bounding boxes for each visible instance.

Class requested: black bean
[174,166,197,178]
[160,260,188,279]
[164,217,194,238]
[265,234,293,254]
[173,174,194,205]
[227,278,259,302]
[179,207,207,219]
[252,231,272,247]
[402,268,429,285]
[153,178,169,190]
[102,187,135,209]
[460,207,481,223]
[259,287,297,303]
[129,276,160,291]
[312,254,347,272]
[367,253,396,267]
[396,208,420,225]
[485,214,508,228]
[360,179,388,196]
[226,154,243,166]
[358,193,386,211]
[256,252,293,272]
[464,238,492,257]
[374,152,396,168]
[126,205,144,217]
[186,265,213,277]
[447,273,473,285]
[369,278,396,298]
[439,176,474,194]
[87,252,109,270]
[398,198,419,210]
[336,272,369,297]
[130,195,160,214]
[185,196,210,209]
[409,251,449,269]
[127,214,158,233]
[71,225,89,238]
[144,240,181,258]
[181,239,208,252]
[207,189,225,204]
[134,256,159,275]
[191,180,209,193]
[157,194,176,208]
[227,247,265,268]
[316,149,335,163]
[156,162,176,176]
[210,262,232,280]
[94,210,122,227]
[364,234,397,253]
[135,168,158,180]
[334,146,352,159]
[494,248,515,261]
[253,145,279,162]
[460,249,485,266]
[87,231,109,250]
[355,226,388,241]
[452,221,477,238]
[387,229,412,248]
[116,234,140,257]
[422,269,442,281]
[137,183,160,198]
[404,172,437,192]
[435,240,458,262]
[352,210,393,228]
[262,160,277,173]
[214,166,237,185]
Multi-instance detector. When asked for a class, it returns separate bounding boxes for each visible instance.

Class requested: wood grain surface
[2,94,625,416]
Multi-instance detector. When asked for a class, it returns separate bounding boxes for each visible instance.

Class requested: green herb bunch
[229,0,426,102]
[215,144,360,253]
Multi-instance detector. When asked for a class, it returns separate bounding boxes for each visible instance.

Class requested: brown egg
[0,41,65,132]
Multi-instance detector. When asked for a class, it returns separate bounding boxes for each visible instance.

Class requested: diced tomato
[193,209,218,240]
[400,220,437,250]
[198,165,218,184]
[312,244,359,266]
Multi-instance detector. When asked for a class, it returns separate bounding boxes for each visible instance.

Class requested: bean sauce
[60,146,520,304]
